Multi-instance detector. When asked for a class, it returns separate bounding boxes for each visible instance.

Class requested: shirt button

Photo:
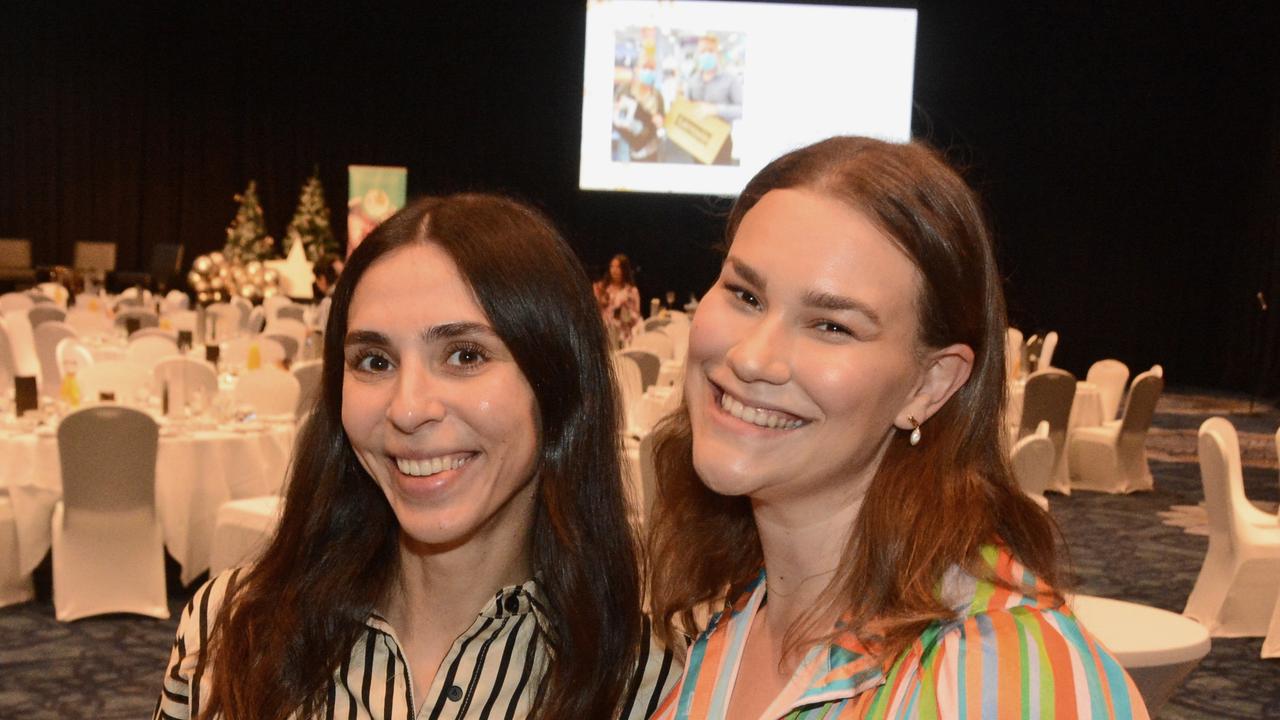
[504,595,521,614]
[447,685,463,702]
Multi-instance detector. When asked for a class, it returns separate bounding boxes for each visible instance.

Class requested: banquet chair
[276,304,305,323]
[613,353,646,438]
[621,349,661,391]
[265,317,308,346]
[0,492,35,607]
[0,292,34,313]
[629,330,675,361]
[1086,358,1131,421]
[1017,368,1076,494]
[64,307,114,337]
[315,296,332,332]
[209,496,283,576]
[246,306,267,334]
[262,295,292,322]
[1183,417,1280,637]
[27,304,66,328]
[1069,595,1210,714]
[221,336,287,370]
[634,430,659,529]
[643,317,671,333]
[152,356,218,412]
[1021,334,1042,376]
[51,405,167,621]
[1005,327,1024,380]
[290,359,322,419]
[234,367,301,416]
[205,302,242,343]
[1068,366,1164,493]
[262,333,298,364]
[1010,420,1053,510]
[126,334,180,370]
[161,289,189,314]
[1038,330,1059,370]
[230,296,252,329]
[54,337,95,378]
[663,321,690,363]
[114,308,160,332]
[0,320,17,388]
[34,320,77,395]
[77,360,152,404]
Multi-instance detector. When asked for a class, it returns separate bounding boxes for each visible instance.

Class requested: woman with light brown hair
[647,137,1147,718]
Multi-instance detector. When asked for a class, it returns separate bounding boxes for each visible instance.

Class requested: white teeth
[718,390,803,429]
[396,454,471,477]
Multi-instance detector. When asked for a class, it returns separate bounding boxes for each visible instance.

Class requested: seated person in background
[594,253,642,348]
[647,137,1149,718]
[155,194,679,719]
[312,253,343,300]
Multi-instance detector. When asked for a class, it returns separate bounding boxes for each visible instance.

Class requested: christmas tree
[283,169,337,262]
[224,180,275,263]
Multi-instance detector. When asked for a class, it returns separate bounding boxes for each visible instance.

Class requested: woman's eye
[352,351,393,373]
[816,321,854,337]
[446,344,490,368]
[725,283,761,308]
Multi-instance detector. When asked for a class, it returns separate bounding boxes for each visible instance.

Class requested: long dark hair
[201,193,641,719]
[648,136,1061,664]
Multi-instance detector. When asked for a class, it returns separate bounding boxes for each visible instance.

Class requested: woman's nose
[724,315,791,385]
[386,362,446,433]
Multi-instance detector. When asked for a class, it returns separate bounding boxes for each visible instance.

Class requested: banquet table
[0,412,295,585]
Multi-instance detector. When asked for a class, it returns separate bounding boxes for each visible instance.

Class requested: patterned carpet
[0,388,1277,718]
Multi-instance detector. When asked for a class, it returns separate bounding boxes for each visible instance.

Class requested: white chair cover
[234,367,301,416]
[621,349,661,391]
[315,295,332,331]
[34,320,77,396]
[161,289,190,313]
[152,356,218,411]
[0,493,35,607]
[613,352,646,438]
[1069,595,1210,715]
[1183,417,1280,637]
[265,317,308,346]
[0,318,17,388]
[208,496,283,576]
[1010,420,1053,510]
[262,295,292,322]
[27,304,66,328]
[221,336,287,369]
[1086,359,1130,421]
[54,337,95,377]
[1005,327,1024,380]
[1038,330,1059,370]
[64,307,114,337]
[1018,368,1076,494]
[126,334,180,370]
[0,292,33,313]
[114,308,160,331]
[2,309,40,380]
[230,296,253,329]
[290,359,323,419]
[205,302,243,343]
[276,304,305,323]
[263,333,299,363]
[629,330,675,360]
[52,405,168,621]
[246,306,267,334]
[1068,367,1164,493]
[77,360,152,404]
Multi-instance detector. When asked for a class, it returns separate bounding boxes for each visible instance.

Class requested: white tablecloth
[1007,379,1105,432]
[0,417,295,584]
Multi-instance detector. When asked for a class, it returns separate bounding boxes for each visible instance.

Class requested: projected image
[611,27,745,166]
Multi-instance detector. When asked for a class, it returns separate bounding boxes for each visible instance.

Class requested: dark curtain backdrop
[2,2,1278,392]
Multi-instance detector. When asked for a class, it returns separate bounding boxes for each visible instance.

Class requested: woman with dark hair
[156,194,678,719]
[594,253,641,348]
[647,137,1148,718]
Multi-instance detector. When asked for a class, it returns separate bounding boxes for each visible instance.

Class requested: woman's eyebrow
[802,290,882,327]
[344,329,389,347]
[725,257,766,290]
[422,321,496,342]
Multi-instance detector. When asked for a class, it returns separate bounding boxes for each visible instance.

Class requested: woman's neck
[751,493,863,638]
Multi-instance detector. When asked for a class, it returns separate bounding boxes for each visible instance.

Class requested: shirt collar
[366,577,545,634]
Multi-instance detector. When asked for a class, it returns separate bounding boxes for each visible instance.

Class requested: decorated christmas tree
[283,169,337,262]
[224,180,275,263]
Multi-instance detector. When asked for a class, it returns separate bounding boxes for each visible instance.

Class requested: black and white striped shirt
[155,569,679,719]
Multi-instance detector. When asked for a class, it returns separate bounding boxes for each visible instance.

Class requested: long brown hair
[200,194,642,719]
[647,136,1061,664]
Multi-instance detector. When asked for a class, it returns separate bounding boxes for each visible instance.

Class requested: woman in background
[647,137,1147,718]
[156,194,677,719]
[595,253,642,348]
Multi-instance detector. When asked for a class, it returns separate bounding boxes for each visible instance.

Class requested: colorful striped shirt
[155,568,680,719]
[654,545,1149,719]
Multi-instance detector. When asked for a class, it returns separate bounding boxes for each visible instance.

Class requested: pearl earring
[908,415,922,446]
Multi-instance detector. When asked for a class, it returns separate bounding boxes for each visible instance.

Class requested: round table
[0,413,295,585]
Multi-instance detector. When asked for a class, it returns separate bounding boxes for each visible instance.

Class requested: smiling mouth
[394,452,475,478]
[714,385,807,430]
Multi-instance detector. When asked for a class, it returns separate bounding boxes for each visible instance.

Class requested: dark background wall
[1,1,1277,391]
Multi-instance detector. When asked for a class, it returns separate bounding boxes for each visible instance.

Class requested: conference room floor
[0,387,1277,719]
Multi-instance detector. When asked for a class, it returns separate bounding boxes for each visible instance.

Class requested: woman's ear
[894,343,974,430]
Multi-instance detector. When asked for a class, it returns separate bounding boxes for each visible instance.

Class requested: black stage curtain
[2,2,1278,392]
